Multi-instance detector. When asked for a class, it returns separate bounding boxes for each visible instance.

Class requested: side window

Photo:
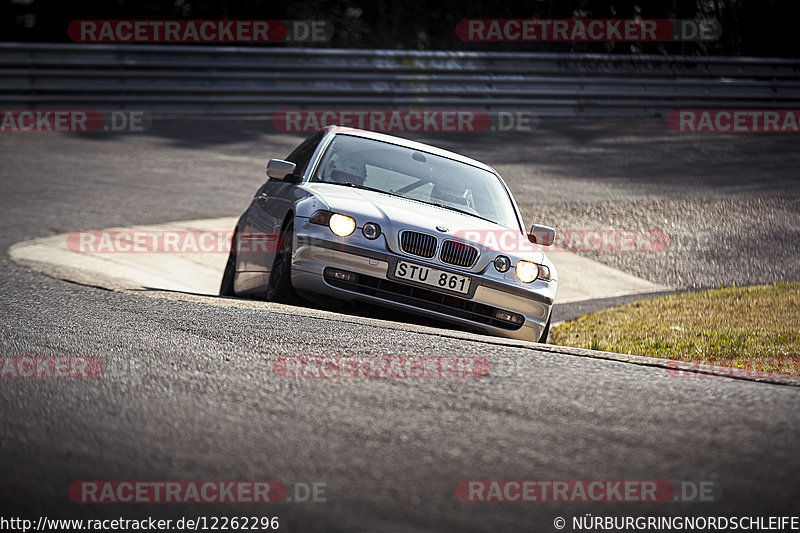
[285,131,324,178]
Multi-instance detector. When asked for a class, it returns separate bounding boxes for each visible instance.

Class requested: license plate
[394,260,471,295]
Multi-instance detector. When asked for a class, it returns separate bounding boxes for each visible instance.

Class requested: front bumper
[291,235,555,342]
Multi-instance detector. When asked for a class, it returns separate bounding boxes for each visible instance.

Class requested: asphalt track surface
[1,120,799,531]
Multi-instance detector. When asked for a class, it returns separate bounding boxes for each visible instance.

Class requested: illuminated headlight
[329,214,356,237]
[515,260,540,283]
[362,222,381,240]
[493,256,511,272]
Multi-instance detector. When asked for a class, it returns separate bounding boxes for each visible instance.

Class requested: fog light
[329,213,356,237]
[494,256,511,272]
[493,309,524,325]
[326,268,358,283]
[515,260,539,283]
[362,222,381,240]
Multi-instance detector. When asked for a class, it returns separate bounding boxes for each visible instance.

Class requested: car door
[237,132,325,277]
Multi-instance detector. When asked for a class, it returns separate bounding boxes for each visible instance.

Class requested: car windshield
[310,134,521,229]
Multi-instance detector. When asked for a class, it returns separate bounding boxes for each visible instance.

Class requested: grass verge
[552,282,800,376]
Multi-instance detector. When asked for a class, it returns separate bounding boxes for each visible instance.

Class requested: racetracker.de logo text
[69,481,287,503]
[274,110,492,133]
[451,229,670,254]
[456,19,720,42]
[68,20,333,43]
[1,356,103,379]
[1,111,150,133]
[456,479,719,503]
[667,110,800,133]
[67,231,282,254]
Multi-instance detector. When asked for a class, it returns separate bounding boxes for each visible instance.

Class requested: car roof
[321,125,497,174]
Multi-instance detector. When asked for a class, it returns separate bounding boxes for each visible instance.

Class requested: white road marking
[548,251,669,303]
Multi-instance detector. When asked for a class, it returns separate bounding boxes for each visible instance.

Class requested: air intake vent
[440,240,479,268]
[400,231,437,259]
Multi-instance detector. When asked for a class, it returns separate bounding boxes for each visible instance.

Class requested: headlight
[329,213,356,237]
[515,260,539,283]
[362,222,381,240]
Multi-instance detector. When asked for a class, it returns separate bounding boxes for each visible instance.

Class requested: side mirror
[528,224,556,246]
[266,159,298,181]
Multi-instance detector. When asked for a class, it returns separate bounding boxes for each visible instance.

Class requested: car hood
[300,183,547,269]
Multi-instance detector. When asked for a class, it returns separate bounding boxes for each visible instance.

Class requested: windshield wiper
[323,181,499,225]
[327,181,406,199]
[428,202,496,224]
[394,178,432,195]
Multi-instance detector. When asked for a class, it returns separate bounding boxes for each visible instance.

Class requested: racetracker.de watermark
[1,356,103,379]
[273,356,490,379]
[67,231,280,254]
[456,19,721,42]
[668,110,800,133]
[456,479,720,503]
[273,110,539,133]
[69,481,294,504]
[1,110,151,133]
[452,229,670,254]
[68,20,333,43]
[275,110,489,133]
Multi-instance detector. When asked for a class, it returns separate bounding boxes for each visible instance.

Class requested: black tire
[263,218,298,303]
[538,315,551,343]
[219,230,238,296]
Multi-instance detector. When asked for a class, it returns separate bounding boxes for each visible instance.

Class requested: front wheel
[219,230,238,296]
[263,218,299,303]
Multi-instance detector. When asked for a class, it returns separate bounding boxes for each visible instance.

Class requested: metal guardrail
[2,42,800,117]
